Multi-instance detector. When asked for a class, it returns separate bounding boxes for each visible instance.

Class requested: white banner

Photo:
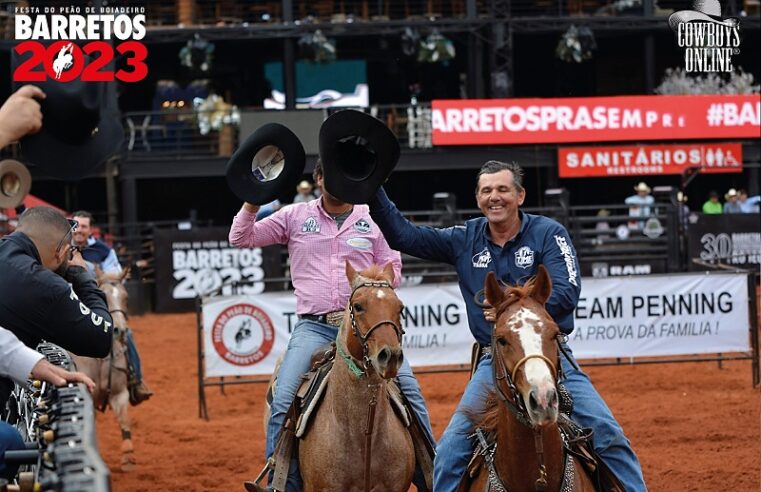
[568,272,750,358]
[202,272,751,376]
[202,283,473,377]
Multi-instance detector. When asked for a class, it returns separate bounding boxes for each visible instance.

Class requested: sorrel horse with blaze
[298,261,415,492]
[72,268,135,472]
[463,265,595,492]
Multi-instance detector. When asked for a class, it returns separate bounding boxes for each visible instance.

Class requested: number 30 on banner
[13,40,148,83]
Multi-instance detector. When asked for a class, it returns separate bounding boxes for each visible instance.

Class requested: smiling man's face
[476,170,525,226]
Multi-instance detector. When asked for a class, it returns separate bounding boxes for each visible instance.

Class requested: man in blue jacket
[369,161,646,491]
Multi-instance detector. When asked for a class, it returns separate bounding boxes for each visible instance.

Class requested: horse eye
[496,337,508,347]
[353,303,364,312]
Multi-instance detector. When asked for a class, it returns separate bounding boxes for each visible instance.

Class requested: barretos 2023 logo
[13,5,147,83]
[668,0,741,73]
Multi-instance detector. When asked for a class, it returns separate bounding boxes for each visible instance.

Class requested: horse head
[342,260,405,380]
[484,265,560,427]
[95,267,131,336]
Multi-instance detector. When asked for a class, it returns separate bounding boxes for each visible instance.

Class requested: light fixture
[179,34,215,72]
[418,29,455,65]
[555,25,596,63]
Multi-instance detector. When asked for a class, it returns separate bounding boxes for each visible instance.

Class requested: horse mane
[495,275,537,315]
[351,264,391,289]
[464,391,500,434]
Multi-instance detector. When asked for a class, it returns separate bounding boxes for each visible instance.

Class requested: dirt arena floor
[96,313,760,492]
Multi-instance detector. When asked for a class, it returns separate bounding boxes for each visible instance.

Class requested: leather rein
[344,280,405,492]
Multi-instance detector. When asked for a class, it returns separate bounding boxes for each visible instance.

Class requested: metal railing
[122,103,431,159]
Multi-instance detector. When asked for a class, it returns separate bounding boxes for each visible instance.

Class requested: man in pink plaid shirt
[230,160,434,492]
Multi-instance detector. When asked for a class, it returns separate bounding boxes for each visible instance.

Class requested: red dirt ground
[96,313,760,492]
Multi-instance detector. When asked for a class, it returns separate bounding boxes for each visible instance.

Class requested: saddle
[254,343,431,492]
[457,413,625,492]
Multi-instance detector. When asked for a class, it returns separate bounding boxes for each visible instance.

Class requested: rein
[337,279,404,492]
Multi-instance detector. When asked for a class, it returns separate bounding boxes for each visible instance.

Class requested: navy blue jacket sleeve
[44,267,113,358]
[370,187,462,265]
[539,223,582,326]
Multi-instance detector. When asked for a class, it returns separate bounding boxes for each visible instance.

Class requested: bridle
[340,279,405,492]
[490,305,560,492]
[345,280,405,375]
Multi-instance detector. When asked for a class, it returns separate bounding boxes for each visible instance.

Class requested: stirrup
[243,458,275,492]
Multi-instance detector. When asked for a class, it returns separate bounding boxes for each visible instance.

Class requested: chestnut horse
[298,261,415,492]
[464,265,595,492]
[72,268,135,472]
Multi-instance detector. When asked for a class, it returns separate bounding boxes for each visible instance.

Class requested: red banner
[558,143,743,178]
[431,95,761,145]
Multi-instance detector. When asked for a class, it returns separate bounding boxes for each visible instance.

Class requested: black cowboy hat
[319,110,399,204]
[12,45,124,181]
[225,123,306,205]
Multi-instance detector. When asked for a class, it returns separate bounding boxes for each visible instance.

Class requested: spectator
[292,180,316,204]
[71,210,153,405]
[702,191,723,214]
[624,181,654,229]
[723,189,743,213]
[677,191,690,229]
[595,208,612,243]
[738,189,761,213]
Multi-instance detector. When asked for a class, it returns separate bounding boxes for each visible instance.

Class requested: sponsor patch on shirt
[353,219,371,233]
[472,248,492,268]
[347,237,372,249]
[554,235,578,287]
[302,217,320,233]
[514,246,534,269]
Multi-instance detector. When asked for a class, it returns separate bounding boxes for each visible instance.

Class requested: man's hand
[0,85,45,146]
[243,202,260,214]
[483,306,496,323]
[68,248,89,270]
[31,358,96,393]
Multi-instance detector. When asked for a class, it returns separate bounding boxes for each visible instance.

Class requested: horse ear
[120,267,130,282]
[531,265,553,306]
[483,272,504,309]
[94,264,104,280]
[345,260,358,285]
[381,262,395,284]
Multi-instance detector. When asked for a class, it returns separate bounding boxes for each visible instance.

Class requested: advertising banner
[687,214,761,270]
[202,283,473,376]
[203,273,751,376]
[558,142,743,178]
[154,227,283,312]
[569,272,750,358]
[432,95,760,145]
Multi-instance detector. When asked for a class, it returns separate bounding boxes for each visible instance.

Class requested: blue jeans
[124,328,143,383]
[434,343,647,492]
[0,421,24,480]
[265,319,435,492]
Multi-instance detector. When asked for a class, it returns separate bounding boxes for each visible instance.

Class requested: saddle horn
[0,159,32,209]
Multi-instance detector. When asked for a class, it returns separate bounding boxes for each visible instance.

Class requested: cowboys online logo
[302,217,320,233]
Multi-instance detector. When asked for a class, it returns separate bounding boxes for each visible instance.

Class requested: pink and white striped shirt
[229,199,402,315]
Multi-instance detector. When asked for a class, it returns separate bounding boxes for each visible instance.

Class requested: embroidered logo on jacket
[353,219,371,233]
[514,246,534,269]
[554,235,578,287]
[472,248,492,268]
[302,217,320,233]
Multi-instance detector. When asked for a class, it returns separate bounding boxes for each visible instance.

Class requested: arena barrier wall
[196,270,758,419]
